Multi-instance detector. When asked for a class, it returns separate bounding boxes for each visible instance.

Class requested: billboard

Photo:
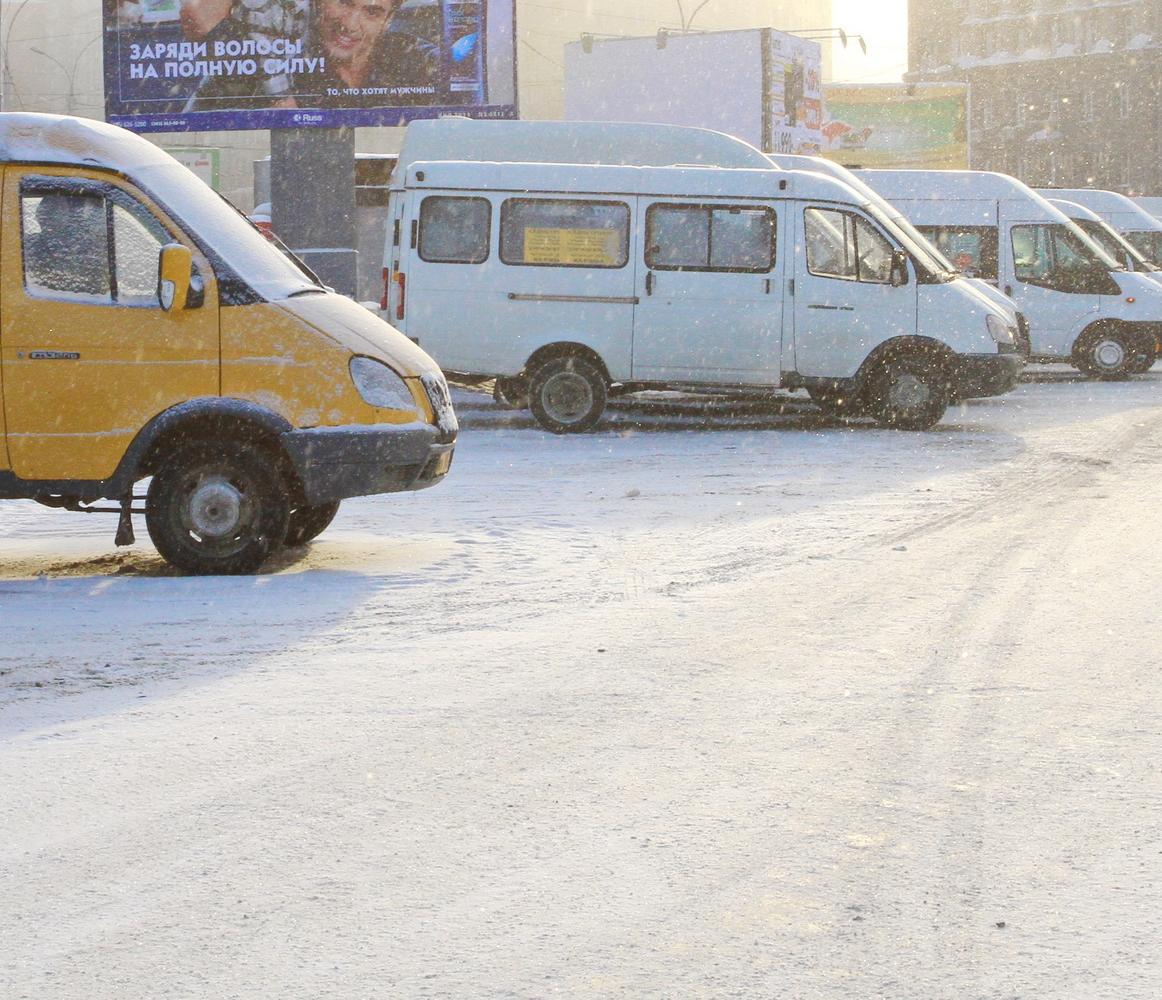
[821,83,970,170]
[103,0,517,133]
[765,31,823,155]
[564,28,821,155]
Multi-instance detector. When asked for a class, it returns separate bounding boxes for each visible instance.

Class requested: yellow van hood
[276,293,439,378]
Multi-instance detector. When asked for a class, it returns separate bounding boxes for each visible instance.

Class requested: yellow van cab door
[0,168,219,483]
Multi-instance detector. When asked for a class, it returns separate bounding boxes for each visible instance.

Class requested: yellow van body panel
[219,300,435,428]
[0,165,220,482]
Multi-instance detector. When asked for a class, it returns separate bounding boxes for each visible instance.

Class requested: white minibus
[861,170,1162,379]
[1036,188,1162,265]
[383,120,1023,432]
[770,153,1030,356]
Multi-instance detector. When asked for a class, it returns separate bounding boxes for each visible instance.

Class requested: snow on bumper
[281,421,455,505]
[948,352,1025,401]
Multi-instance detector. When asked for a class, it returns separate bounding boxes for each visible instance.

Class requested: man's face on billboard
[319,0,396,67]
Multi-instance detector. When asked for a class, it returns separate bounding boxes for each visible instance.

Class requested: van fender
[523,342,614,386]
[853,336,955,394]
[1,399,297,503]
[113,398,298,496]
[1071,320,1157,362]
[1071,320,1159,377]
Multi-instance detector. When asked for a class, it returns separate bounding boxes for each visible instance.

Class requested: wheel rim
[889,372,931,409]
[180,471,256,554]
[1093,339,1126,371]
[541,371,594,424]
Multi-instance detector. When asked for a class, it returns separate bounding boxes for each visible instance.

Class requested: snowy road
[3,374,1161,999]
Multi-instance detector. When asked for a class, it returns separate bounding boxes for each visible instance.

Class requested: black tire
[528,356,608,434]
[1074,326,1145,380]
[284,501,341,547]
[146,439,290,575]
[492,375,529,409]
[867,355,948,431]
[807,386,864,418]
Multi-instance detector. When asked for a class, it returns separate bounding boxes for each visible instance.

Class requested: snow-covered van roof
[1045,198,1103,223]
[0,112,173,173]
[859,169,1057,204]
[403,159,858,205]
[1036,188,1162,233]
[1,112,323,303]
[1135,197,1162,222]
[392,117,775,186]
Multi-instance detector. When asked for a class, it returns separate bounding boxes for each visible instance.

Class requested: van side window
[1011,223,1108,292]
[917,225,999,280]
[419,196,491,264]
[805,208,895,284]
[646,204,776,273]
[22,191,111,301]
[113,202,170,305]
[500,199,629,269]
[21,184,171,307]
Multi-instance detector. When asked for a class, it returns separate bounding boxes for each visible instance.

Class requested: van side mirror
[158,243,193,311]
[890,249,909,287]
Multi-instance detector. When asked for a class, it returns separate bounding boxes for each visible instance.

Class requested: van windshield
[1073,219,1157,272]
[134,161,324,300]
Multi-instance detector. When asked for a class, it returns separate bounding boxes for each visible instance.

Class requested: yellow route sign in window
[524,227,621,266]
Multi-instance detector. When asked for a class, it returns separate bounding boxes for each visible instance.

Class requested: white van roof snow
[1045,198,1104,223]
[0,113,174,174]
[859,169,1056,202]
[1036,187,1162,233]
[403,158,859,205]
[392,117,776,185]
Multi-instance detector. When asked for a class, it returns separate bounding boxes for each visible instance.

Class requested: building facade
[2,1,834,209]
[907,0,1162,195]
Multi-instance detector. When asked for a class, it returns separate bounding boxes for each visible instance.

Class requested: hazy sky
[829,0,909,83]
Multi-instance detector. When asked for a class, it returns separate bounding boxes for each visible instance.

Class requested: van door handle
[763,279,771,295]
[645,271,655,296]
[1005,285,1013,296]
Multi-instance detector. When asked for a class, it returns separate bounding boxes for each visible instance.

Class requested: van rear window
[419,196,491,264]
[500,199,629,269]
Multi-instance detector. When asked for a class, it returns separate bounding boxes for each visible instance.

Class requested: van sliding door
[633,200,783,385]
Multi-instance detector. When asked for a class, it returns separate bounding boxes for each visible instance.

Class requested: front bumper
[282,422,455,506]
[948,351,1025,400]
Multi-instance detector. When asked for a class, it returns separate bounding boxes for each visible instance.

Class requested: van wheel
[493,376,529,409]
[1075,327,1140,380]
[528,356,607,433]
[867,356,948,431]
[1129,351,1157,375]
[146,439,289,575]
[808,386,863,418]
[284,501,341,547]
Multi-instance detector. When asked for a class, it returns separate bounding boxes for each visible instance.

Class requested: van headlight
[349,356,418,413]
[986,313,1016,346]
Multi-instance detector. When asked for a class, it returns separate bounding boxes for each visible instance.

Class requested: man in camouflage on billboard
[180,0,310,110]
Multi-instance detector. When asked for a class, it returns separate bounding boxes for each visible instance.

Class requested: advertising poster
[103,0,517,133]
[821,83,970,169]
[766,30,823,155]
